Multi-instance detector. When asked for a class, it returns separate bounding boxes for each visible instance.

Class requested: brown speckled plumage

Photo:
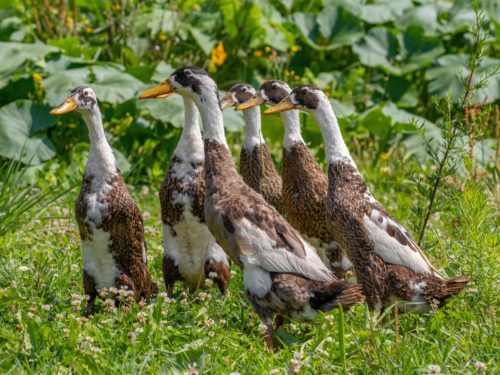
[203,140,364,338]
[76,173,154,315]
[240,144,283,213]
[282,142,348,278]
[327,161,469,311]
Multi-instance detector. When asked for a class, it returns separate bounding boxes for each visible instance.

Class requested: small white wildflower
[474,361,486,373]
[27,312,34,318]
[208,272,218,279]
[186,362,198,375]
[18,266,29,272]
[198,292,208,302]
[62,328,70,335]
[41,304,51,311]
[229,372,241,375]
[90,345,102,354]
[71,263,79,271]
[204,318,214,328]
[427,364,441,374]
[104,299,116,313]
[257,323,268,335]
[269,369,280,375]
[10,281,17,289]
[288,358,300,373]
[204,278,214,288]
[135,327,144,335]
[230,270,237,277]
[136,311,148,325]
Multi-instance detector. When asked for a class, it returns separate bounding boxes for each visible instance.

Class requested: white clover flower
[230,270,237,277]
[41,304,51,311]
[18,266,29,272]
[27,312,34,318]
[269,369,280,375]
[474,361,486,373]
[427,364,441,374]
[257,323,268,335]
[104,299,116,313]
[204,278,214,288]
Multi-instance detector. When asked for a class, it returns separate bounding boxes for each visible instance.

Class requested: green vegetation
[0,0,498,373]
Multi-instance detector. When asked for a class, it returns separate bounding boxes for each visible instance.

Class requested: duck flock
[49,66,469,349]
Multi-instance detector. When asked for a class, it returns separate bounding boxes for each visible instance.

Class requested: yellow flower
[32,72,43,82]
[211,41,227,66]
[193,4,201,11]
[265,46,271,53]
[66,16,73,29]
[254,50,263,58]
[86,27,93,33]
[159,33,167,41]
[291,45,299,53]
[111,3,121,11]
[294,75,301,81]
[83,19,89,26]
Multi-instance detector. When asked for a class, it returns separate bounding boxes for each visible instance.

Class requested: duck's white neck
[175,97,204,160]
[197,94,228,148]
[242,106,264,150]
[281,109,304,150]
[311,99,355,166]
[81,107,116,175]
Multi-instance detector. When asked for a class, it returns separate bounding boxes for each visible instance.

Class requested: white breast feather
[363,209,442,278]
[238,218,332,282]
[82,171,119,290]
[242,263,272,298]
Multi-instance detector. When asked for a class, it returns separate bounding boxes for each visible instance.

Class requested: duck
[265,85,469,313]
[154,92,230,297]
[139,67,364,349]
[221,83,283,213]
[236,80,353,279]
[50,86,155,315]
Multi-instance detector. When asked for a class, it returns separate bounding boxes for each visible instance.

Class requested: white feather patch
[237,218,332,282]
[363,210,441,278]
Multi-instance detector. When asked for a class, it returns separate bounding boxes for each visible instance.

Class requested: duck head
[220,83,256,111]
[264,85,324,115]
[50,86,98,115]
[236,80,291,111]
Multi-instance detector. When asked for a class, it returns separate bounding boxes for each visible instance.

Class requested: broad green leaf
[44,65,143,106]
[189,26,215,56]
[359,105,392,137]
[330,99,355,118]
[151,62,175,83]
[0,42,58,89]
[399,25,445,73]
[293,6,362,50]
[425,55,500,103]
[352,27,399,74]
[0,100,56,164]
[397,4,440,36]
[336,0,413,24]
[138,92,184,128]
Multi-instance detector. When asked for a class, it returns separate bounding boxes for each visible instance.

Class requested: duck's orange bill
[220,94,236,110]
[50,97,77,115]
[264,101,295,115]
[139,81,175,99]
[235,95,264,111]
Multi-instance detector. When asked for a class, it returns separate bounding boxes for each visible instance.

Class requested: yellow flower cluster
[211,41,227,66]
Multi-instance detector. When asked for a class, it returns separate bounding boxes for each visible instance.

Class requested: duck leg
[265,324,274,351]
[274,315,284,330]
[83,270,97,317]
[163,254,181,298]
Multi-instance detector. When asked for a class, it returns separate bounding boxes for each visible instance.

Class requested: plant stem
[338,308,346,375]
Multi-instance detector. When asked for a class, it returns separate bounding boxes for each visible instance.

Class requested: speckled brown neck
[282,142,334,244]
[240,144,283,213]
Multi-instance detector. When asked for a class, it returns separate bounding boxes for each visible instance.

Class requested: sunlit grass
[0,153,496,374]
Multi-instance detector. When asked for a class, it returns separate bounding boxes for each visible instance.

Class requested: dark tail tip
[445,275,470,295]
[311,282,365,312]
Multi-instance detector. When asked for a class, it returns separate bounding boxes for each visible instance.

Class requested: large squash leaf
[293,5,362,50]
[44,65,143,106]
[0,100,56,164]
[0,42,57,89]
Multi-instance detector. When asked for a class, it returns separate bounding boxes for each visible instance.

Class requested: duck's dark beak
[139,81,176,99]
[50,97,77,115]
[264,99,295,115]
[236,92,264,111]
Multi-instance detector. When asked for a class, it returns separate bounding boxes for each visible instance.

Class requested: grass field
[0,153,497,374]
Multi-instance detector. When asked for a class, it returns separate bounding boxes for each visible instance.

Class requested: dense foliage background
[0,0,498,373]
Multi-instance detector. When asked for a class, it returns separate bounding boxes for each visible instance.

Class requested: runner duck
[236,80,353,279]
[50,86,154,315]
[221,83,283,213]
[266,85,469,312]
[139,68,364,348]
[154,94,230,297]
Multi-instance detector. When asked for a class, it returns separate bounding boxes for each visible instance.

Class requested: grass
[0,153,497,375]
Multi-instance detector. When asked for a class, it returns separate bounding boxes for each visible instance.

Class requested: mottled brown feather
[240,144,283,213]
